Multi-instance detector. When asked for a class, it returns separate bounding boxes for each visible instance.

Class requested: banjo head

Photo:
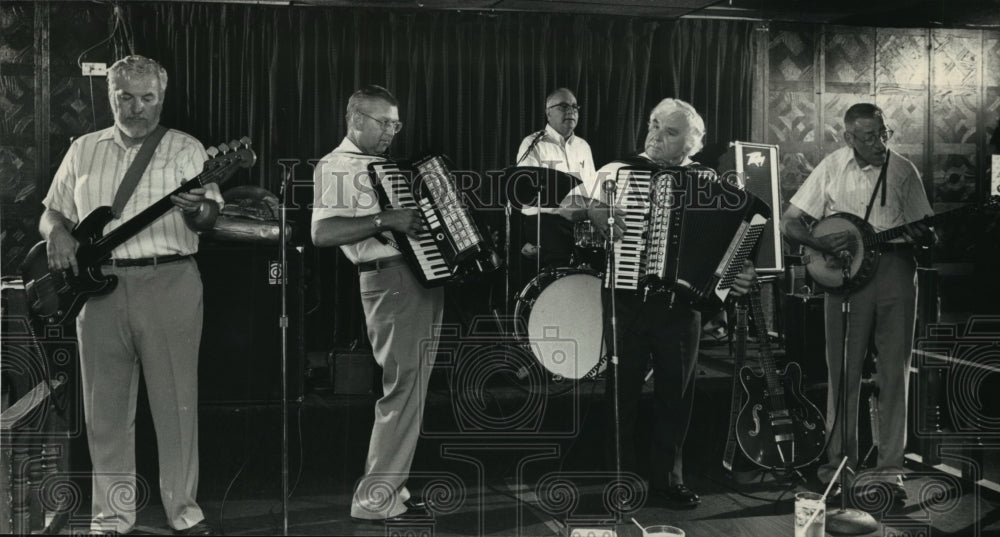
[807,213,879,292]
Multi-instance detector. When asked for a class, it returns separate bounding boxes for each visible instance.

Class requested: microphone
[838,250,853,260]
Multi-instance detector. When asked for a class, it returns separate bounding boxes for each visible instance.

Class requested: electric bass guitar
[735,283,825,470]
[20,137,256,325]
[803,195,1000,293]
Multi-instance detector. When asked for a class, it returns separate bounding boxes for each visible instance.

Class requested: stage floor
[54,340,1000,536]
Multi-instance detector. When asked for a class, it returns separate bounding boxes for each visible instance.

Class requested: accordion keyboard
[370,161,454,284]
[606,167,653,290]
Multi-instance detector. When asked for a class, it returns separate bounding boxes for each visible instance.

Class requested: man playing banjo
[780,103,934,506]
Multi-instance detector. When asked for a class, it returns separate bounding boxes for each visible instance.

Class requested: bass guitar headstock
[201,137,256,185]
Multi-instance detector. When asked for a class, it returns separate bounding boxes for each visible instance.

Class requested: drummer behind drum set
[514,88,597,270]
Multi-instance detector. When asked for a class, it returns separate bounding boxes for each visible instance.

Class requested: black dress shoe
[351,511,432,525]
[173,521,215,535]
[655,484,701,508]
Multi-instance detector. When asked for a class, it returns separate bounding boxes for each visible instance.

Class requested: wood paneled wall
[756,23,1000,262]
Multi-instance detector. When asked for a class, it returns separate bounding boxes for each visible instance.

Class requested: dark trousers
[603,290,701,488]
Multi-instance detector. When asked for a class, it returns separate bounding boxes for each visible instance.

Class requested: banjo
[803,195,999,293]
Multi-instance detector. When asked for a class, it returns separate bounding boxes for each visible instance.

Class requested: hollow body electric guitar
[803,196,1000,293]
[21,138,256,325]
[735,284,826,470]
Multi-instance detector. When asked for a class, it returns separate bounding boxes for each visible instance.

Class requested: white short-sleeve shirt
[515,124,596,215]
[311,137,399,264]
[789,146,933,239]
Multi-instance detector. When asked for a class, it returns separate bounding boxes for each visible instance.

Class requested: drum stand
[826,255,879,535]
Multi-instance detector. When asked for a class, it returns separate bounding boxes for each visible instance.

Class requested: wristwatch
[372,214,383,231]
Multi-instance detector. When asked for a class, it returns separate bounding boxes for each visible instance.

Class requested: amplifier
[783,293,826,384]
[331,349,379,395]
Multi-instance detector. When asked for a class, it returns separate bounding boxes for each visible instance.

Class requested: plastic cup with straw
[801,456,850,531]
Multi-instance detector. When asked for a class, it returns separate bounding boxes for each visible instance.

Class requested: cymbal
[502,166,582,210]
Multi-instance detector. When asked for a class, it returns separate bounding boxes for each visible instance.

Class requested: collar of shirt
[842,147,882,174]
[544,123,574,147]
[334,137,365,155]
[637,152,693,168]
[97,126,157,151]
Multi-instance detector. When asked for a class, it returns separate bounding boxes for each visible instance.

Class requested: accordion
[367,155,500,287]
[605,164,771,309]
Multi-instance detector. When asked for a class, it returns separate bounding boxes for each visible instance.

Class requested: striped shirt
[311,137,398,264]
[516,124,596,215]
[43,126,223,259]
[789,146,932,239]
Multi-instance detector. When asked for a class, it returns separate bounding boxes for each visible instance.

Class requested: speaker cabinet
[196,243,304,404]
[783,293,826,384]
[718,142,784,273]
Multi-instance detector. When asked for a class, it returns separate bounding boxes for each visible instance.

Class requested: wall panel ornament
[0,4,37,271]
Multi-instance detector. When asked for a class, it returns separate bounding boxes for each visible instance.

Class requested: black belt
[102,254,190,267]
[878,243,915,253]
[357,256,406,273]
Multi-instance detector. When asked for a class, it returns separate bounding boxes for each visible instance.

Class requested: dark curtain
[129,6,754,174]
[64,3,758,348]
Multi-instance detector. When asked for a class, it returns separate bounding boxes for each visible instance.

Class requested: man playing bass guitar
[779,103,934,507]
[38,55,220,535]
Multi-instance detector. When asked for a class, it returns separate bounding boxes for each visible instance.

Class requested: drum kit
[496,167,610,388]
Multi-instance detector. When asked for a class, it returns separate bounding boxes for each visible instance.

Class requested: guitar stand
[826,260,879,535]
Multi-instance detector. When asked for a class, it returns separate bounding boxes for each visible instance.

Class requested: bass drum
[513,268,606,380]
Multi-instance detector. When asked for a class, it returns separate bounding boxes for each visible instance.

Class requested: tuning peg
[217,143,230,153]
[206,146,219,157]
[228,140,240,149]
[239,136,251,146]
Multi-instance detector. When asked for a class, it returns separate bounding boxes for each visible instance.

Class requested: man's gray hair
[649,98,706,156]
[108,55,168,93]
[346,85,398,124]
[545,87,575,107]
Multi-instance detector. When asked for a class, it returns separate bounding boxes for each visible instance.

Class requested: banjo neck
[864,201,990,248]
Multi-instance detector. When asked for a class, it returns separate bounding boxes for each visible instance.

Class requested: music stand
[500,167,581,324]
[826,258,879,535]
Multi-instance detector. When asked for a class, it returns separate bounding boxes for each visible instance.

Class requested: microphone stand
[602,178,624,524]
[826,252,878,535]
[505,201,512,322]
[278,169,292,535]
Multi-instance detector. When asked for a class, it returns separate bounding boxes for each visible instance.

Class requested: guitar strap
[111,124,169,219]
[862,149,890,223]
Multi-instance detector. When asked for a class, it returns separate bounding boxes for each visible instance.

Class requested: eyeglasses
[851,128,894,145]
[547,103,581,113]
[359,111,403,134]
